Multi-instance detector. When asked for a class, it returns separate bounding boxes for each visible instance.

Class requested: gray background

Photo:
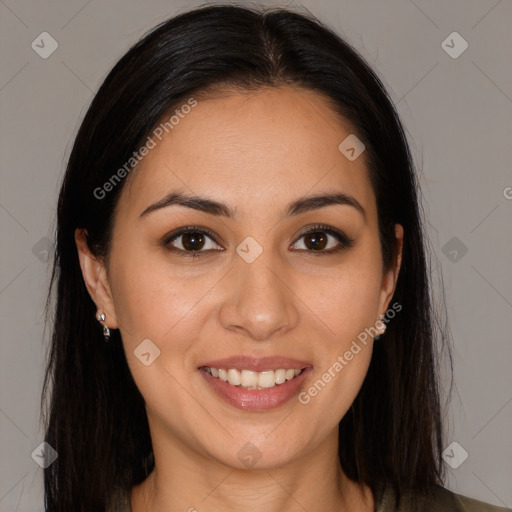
[1,0,511,510]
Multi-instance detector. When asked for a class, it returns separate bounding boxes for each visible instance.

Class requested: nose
[219,253,300,342]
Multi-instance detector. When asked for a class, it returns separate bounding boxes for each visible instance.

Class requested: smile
[198,366,312,411]
[200,366,303,390]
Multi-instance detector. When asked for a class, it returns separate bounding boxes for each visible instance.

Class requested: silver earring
[375,314,387,340]
[97,313,111,343]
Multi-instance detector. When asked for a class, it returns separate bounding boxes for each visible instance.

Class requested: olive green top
[110,482,510,512]
[372,481,511,512]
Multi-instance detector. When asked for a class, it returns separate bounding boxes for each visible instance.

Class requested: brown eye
[291,225,355,254]
[164,227,223,256]
[303,231,328,251]
[181,231,206,251]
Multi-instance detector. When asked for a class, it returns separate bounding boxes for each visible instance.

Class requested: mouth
[199,366,305,390]
[197,356,313,411]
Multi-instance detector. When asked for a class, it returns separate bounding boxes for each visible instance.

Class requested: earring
[375,314,387,340]
[96,312,111,343]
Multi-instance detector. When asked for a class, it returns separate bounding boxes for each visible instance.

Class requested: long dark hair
[42,4,451,510]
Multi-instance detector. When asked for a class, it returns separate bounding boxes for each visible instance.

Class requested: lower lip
[198,367,312,411]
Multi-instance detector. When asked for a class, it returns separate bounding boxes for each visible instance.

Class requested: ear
[377,224,403,315]
[75,228,119,329]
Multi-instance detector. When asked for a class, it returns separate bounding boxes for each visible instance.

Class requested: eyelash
[162,224,355,258]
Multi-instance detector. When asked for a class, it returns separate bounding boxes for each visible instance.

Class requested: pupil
[305,232,327,251]
[182,232,204,251]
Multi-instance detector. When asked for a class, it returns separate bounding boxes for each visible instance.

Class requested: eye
[163,226,223,257]
[290,224,355,254]
[162,224,354,258]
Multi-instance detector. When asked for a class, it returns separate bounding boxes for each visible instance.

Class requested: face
[77,85,402,471]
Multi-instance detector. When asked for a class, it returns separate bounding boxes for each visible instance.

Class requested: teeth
[258,370,275,388]
[241,370,258,387]
[274,369,286,385]
[202,366,304,389]
[227,369,241,386]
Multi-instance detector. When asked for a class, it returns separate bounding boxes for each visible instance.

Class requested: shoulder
[375,482,511,512]
[435,486,511,512]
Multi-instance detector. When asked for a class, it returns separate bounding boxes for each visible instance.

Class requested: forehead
[118,85,375,221]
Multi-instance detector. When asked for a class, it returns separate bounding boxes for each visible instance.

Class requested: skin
[76,84,403,512]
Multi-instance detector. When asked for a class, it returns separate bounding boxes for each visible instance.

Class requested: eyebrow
[139,191,366,221]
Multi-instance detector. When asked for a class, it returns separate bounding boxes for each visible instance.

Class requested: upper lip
[198,355,312,372]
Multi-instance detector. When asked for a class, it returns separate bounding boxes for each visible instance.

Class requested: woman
[41,4,510,512]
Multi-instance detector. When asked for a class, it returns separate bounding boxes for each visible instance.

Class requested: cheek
[296,271,378,429]
[298,256,383,339]
[109,246,211,409]
[108,240,210,354]
[295,247,382,402]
